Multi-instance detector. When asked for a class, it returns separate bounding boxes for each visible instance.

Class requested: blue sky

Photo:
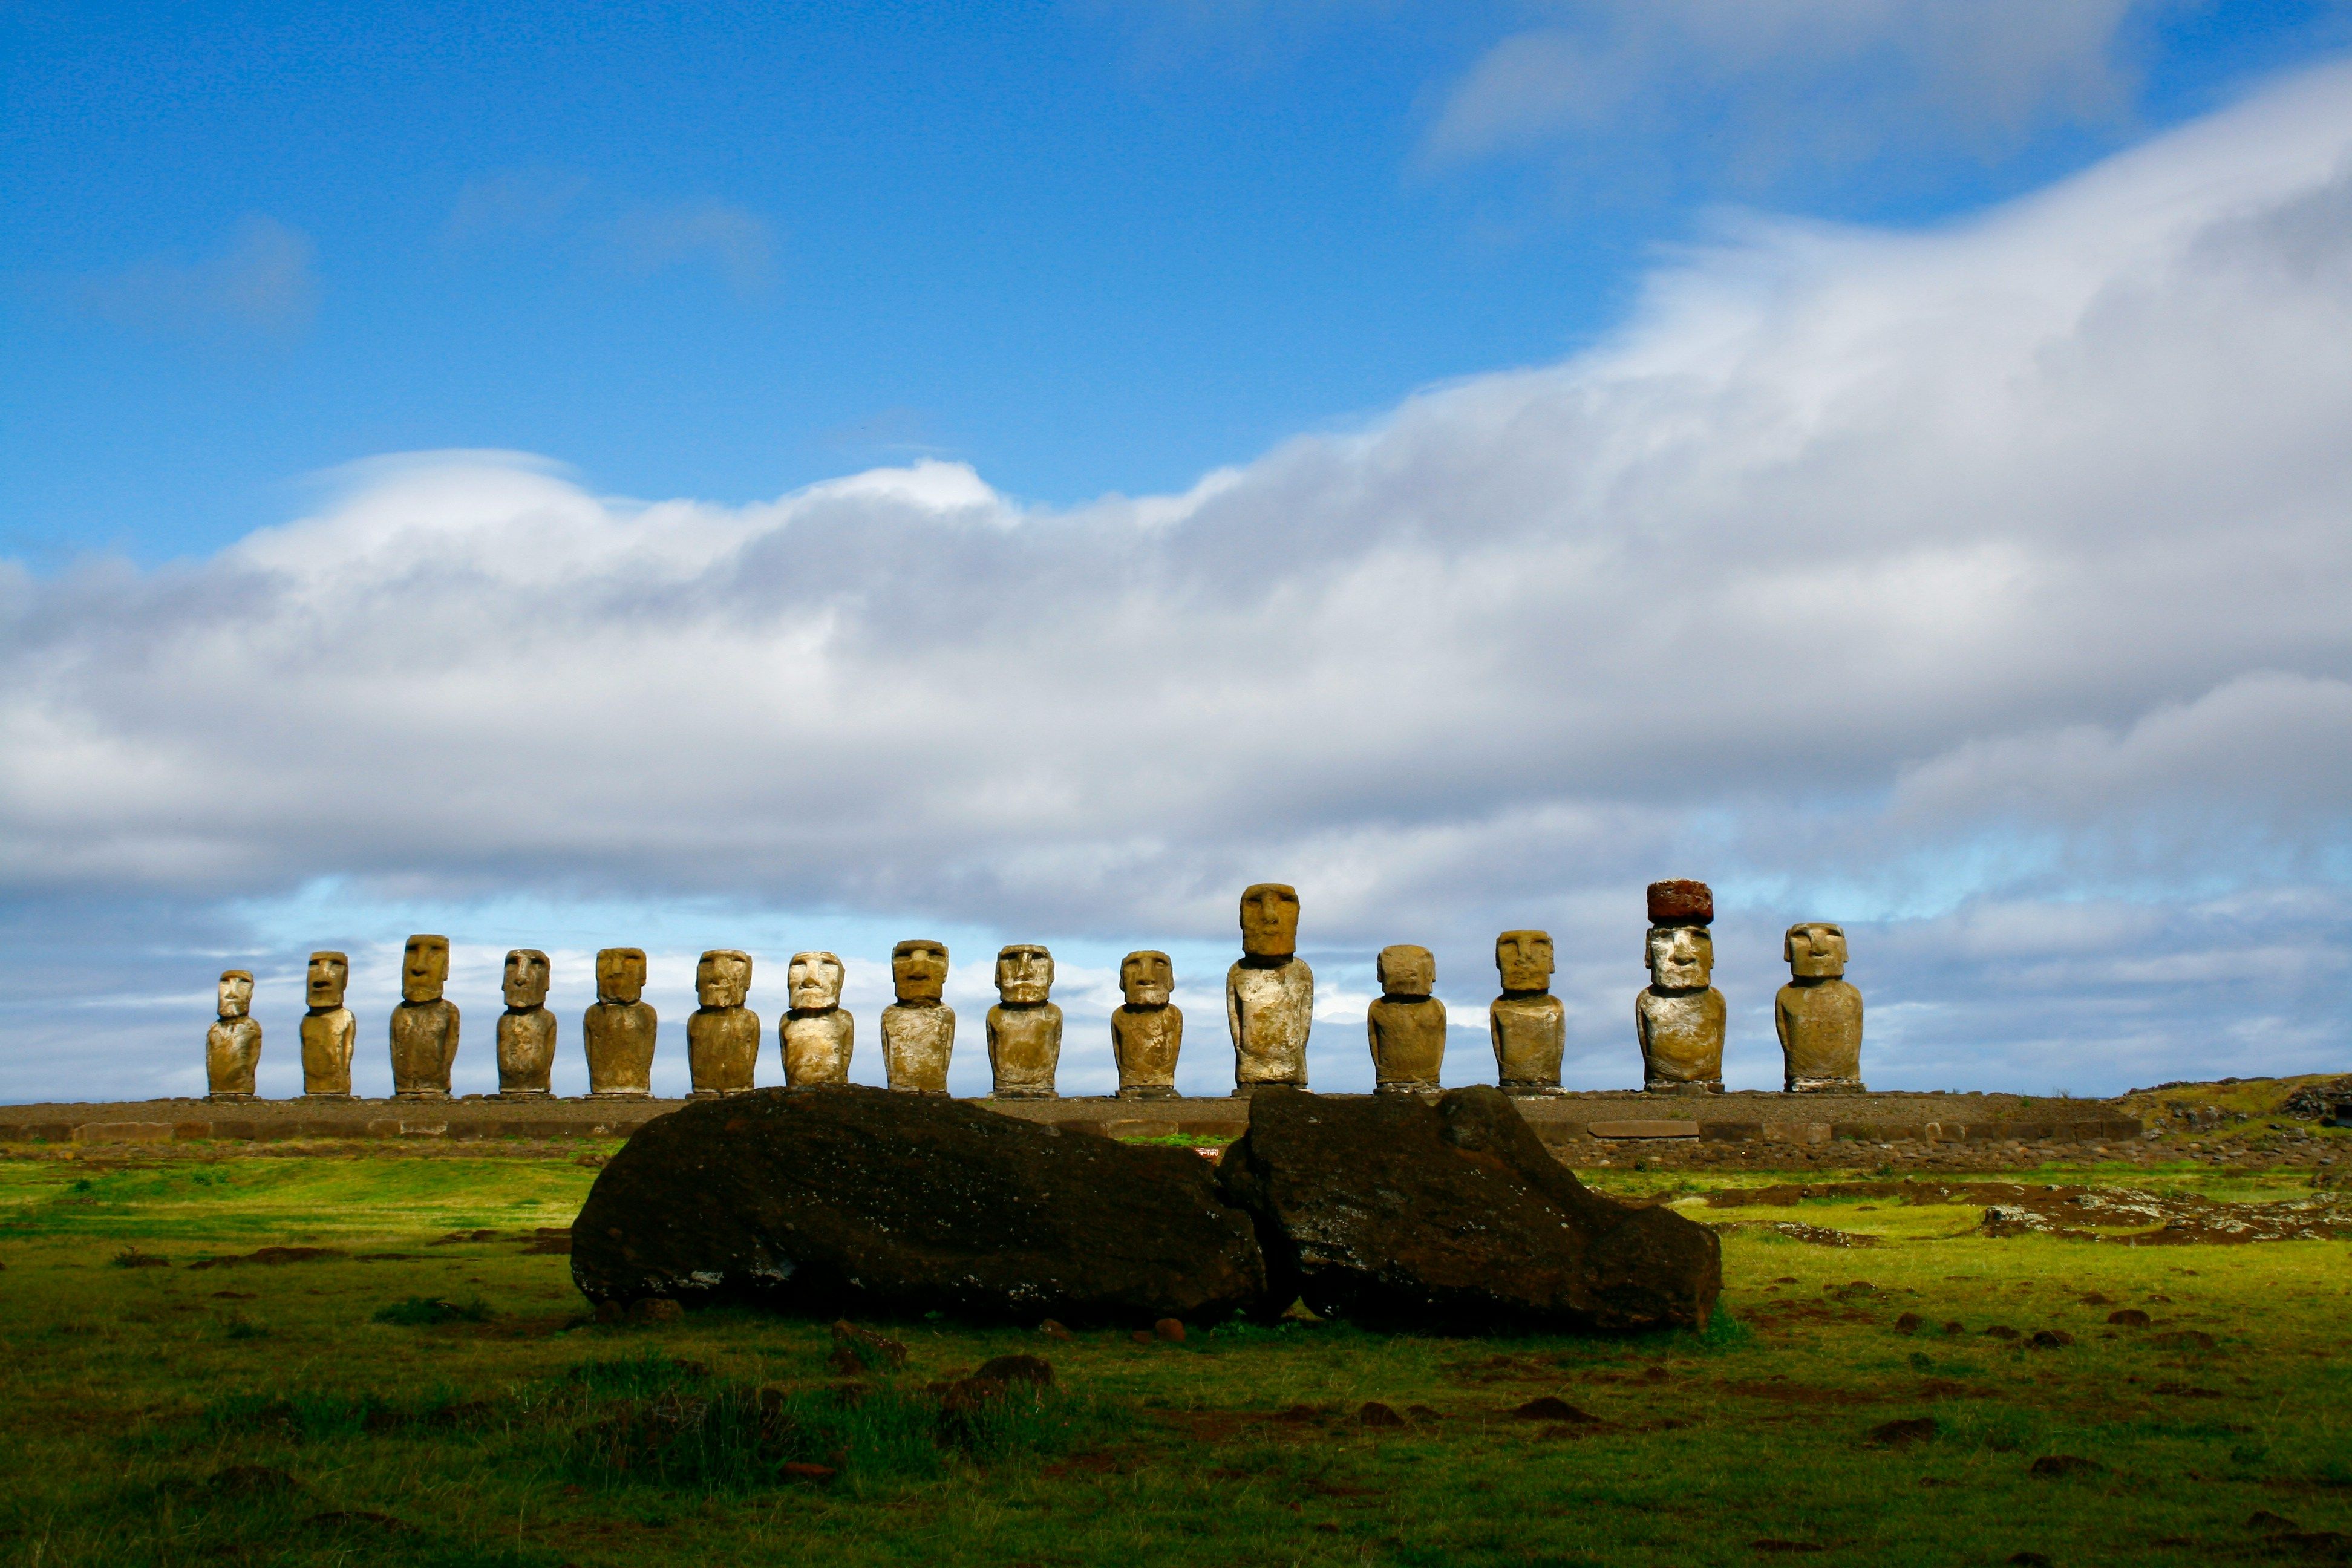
[8,1,2348,562]
[4,2,2351,1102]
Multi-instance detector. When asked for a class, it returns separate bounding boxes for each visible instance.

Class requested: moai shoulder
[1111,950,1183,1099]
[1636,881,1724,1093]
[881,939,955,1094]
[1490,929,1566,1096]
[1368,944,1446,1095]
[389,935,459,1100]
[1228,883,1312,1094]
[1777,923,1864,1093]
[986,944,1061,1100]
[782,950,854,1087]
[584,947,656,1099]
[206,969,261,1101]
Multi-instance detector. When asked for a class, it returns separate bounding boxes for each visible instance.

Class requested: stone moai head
[696,949,753,1010]
[401,935,450,1004]
[1239,883,1301,960]
[596,948,647,1005]
[1120,950,1174,1008]
[1495,930,1554,993]
[305,951,348,1009]
[1645,880,1715,991]
[1785,923,1848,980]
[995,944,1054,1005]
[503,949,551,1009]
[788,951,844,1011]
[892,939,949,1004]
[1377,945,1436,1000]
[217,969,255,1019]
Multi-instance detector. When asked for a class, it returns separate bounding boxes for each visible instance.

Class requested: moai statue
[494,949,557,1099]
[1777,923,1864,1094]
[881,939,954,1094]
[987,944,1062,1100]
[1367,944,1446,1095]
[298,950,356,1099]
[583,947,656,1098]
[1227,883,1312,1095]
[389,935,460,1100]
[1489,930,1566,1096]
[687,949,760,1097]
[205,969,262,1100]
[1636,881,1725,1093]
[780,950,853,1086]
[1111,950,1182,1099]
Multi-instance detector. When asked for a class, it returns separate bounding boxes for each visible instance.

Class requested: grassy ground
[1,1146,2346,1567]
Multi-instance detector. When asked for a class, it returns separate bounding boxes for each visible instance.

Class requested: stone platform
[0,1089,2137,1148]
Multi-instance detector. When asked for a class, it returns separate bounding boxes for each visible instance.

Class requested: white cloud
[7,62,2352,1097]
[73,215,318,336]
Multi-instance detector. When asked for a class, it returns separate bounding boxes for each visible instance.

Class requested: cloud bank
[5,63,2350,1100]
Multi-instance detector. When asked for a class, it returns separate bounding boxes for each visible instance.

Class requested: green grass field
[1,1147,2345,1567]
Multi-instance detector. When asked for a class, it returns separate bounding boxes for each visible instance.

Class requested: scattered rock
[974,1354,1054,1388]
[827,1320,908,1373]
[523,1229,572,1255]
[778,1462,837,1483]
[572,1087,1267,1326]
[1154,1317,1186,1342]
[1983,1325,2020,1341]
[1130,1329,1153,1344]
[2107,1308,2151,1327]
[1866,1417,1937,1448]
[1941,1321,1964,1336]
[2028,1455,2105,1477]
[2251,1512,2304,1532]
[1215,1086,1720,1333]
[1405,1404,1443,1421]
[594,1298,685,1327]
[1712,1221,1878,1247]
[1356,1401,1405,1428]
[1511,1397,1600,1424]
[2263,1531,2352,1558]
[2153,1329,2218,1351]
[2027,1329,2074,1349]
[109,1248,170,1269]
[432,1229,500,1245]
[1038,1319,1073,1341]
[2008,1553,2053,1566]
[208,1465,301,1495]
[1893,1312,1922,1334]
[2080,1292,2112,1305]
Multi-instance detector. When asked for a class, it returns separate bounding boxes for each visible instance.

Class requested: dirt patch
[1711,1221,1880,1247]
[188,1246,347,1270]
[1725,1381,1881,1407]
[1702,1178,2348,1244]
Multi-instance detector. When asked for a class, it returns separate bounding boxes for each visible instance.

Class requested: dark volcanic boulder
[570,1086,1267,1326]
[1215,1086,1720,1333]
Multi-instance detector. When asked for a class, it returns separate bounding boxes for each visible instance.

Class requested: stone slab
[1586,1120,1701,1140]
[0,1088,2138,1148]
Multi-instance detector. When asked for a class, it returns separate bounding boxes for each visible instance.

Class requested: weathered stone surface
[1229,884,1312,1093]
[1777,923,1864,1093]
[1367,945,1445,1094]
[1638,885,1723,1094]
[299,952,356,1099]
[206,970,261,1101]
[687,949,760,1097]
[1491,930,1565,1096]
[883,940,955,1094]
[1214,1086,1721,1333]
[571,1085,1269,1325]
[1111,951,1182,1099]
[1647,880,1713,924]
[782,952,854,1086]
[584,948,656,1098]
[987,944,1060,1099]
[388,936,459,1100]
[495,949,557,1099]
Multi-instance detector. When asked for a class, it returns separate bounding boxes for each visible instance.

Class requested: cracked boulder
[570,1086,1268,1326]
[1215,1086,1720,1333]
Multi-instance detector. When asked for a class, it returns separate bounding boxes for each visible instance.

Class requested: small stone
[1356,1401,1405,1428]
[2008,1554,2053,1566]
[1893,1312,1922,1334]
[1511,1397,1599,1423]
[1038,1319,1074,1341]
[2152,1329,2217,1351]
[1131,1329,1154,1344]
[779,1462,837,1483]
[1982,1325,2020,1341]
[1154,1318,1185,1343]
[2106,1308,2150,1328]
[2027,1455,2104,1477]
[2027,1329,2074,1349]
[974,1354,1054,1388]
[828,1320,909,1371]
[2249,1512,2301,1532]
[627,1299,684,1326]
[1866,1417,1937,1448]
[1941,1321,1964,1336]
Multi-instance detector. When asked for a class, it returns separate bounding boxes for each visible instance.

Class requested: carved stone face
[1377,944,1436,999]
[217,969,254,1019]
[503,949,550,1008]
[1120,950,1174,1007]
[595,947,647,1005]
[1495,930,1554,992]
[305,951,348,1008]
[788,951,844,1010]
[1239,883,1300,959]
[1646,925,1714,991]
[892,939,948,1004]
[995,944,1054,1005]
[696,949,752,1009]
[1786,923,1848,980]
[402,935,450,1004]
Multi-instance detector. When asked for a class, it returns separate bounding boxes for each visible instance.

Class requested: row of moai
[203,880,1863,1101]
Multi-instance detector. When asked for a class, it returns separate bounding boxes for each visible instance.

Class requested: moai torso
[1228,883,1312,1093]
[495,949,557,1097]
[206,969,261,1100]
[987,944,1060,1099]
[1777,923,1864,1093]
[584,947,656,1097]
[1490,930,1566,1095]
[1638,882,1724,1093]
[882,939,954,1094]
[1367,944,1445,1094]
[687,949,760,1096]
[1111,950,1182,1099]
[298,949,355,1098]
[390,935,459,1099]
